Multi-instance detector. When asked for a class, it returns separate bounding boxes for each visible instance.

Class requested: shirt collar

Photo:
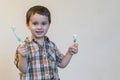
[25,36,50,43]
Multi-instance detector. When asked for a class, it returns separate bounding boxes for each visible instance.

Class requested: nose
[37,24,42,29]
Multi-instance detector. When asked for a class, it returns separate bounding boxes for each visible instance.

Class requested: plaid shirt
[14,36,64,80]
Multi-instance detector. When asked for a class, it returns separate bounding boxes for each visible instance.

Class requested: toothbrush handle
[13,32,22,44]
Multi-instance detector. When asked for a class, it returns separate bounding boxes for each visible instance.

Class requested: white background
[0,0,120,80]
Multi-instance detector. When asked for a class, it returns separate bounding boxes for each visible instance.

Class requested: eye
[41,22,47,25]
[32,22,39,25]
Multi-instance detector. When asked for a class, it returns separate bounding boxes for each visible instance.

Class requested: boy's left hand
[68,43,78,55]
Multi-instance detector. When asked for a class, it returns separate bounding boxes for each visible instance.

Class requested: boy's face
[27,13,50,39]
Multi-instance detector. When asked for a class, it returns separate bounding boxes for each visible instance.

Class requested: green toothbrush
[73,34,78,43]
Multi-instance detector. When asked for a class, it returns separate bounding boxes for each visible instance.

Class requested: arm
[58,43,78,68]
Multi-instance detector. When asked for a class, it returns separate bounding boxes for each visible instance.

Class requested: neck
[32,36,45,46]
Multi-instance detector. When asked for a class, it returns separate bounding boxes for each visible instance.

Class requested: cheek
[27,26,35,32]
[44,26,49,30]
[44,28,49,34]
[44,28,49,32]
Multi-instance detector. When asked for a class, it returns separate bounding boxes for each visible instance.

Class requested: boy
[14,5,78,80]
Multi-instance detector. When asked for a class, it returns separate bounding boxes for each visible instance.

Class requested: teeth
[36,31,43,34]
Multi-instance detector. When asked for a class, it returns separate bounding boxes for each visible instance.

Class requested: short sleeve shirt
[14,36,64,80]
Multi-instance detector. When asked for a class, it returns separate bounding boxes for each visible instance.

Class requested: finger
[18,46,27,52]
[73,43,79,47]
[69,44,78,49]
[18,49,28,56]
[71,48,78,53]
[19,42,27,48]
[18,45,28,54]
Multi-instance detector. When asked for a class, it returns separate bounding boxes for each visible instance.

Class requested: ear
[26,23,30,29]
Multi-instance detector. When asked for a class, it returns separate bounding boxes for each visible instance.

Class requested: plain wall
[0,0,120,80]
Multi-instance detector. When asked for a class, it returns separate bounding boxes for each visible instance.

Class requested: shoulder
[44,36,56,48]
[49,41,56,48]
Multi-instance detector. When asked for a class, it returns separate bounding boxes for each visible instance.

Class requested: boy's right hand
[17,43,28,58]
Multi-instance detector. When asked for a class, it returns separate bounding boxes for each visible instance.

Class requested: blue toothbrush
[11,26,22,44]
[11,26,29,58]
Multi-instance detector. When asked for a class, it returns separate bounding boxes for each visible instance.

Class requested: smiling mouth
[35,31,44,34]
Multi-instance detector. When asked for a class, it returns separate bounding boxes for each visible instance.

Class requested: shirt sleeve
[50,41,64,66]
[14,47,19,68]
